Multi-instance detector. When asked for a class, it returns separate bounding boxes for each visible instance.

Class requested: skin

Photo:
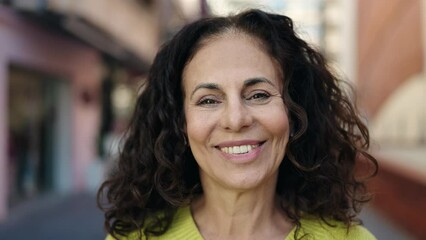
[183,32,293,240]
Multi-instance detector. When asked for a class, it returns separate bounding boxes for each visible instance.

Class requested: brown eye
[197,98,221,106]
[250,93,269,100]
[247,92,271,102]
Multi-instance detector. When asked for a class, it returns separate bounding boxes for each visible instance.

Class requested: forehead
[182,33,281,89]
[188,32,271,67]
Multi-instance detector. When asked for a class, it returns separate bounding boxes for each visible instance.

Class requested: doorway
[7,65,70,207]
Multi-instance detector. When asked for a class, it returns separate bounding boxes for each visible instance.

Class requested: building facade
[0,6,104,220]
[356,0,426,238]
[0,0,206,222]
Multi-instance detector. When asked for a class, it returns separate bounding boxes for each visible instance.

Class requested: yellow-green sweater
[106,206,376,240]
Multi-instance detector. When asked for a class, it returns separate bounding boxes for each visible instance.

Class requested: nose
[220,97,253,131]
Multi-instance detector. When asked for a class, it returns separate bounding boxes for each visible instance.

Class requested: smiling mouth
[217,143,264,154]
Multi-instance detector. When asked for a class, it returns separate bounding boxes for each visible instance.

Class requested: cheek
[274,113,290,135]
[257,105,290,136]
[264,110,290,163]
[185,109,213,145]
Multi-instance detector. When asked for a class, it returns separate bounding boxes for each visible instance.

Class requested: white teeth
[228,147,233,154]
[220,144,259,154]
[240,145,248,153]
[233,146,240,154]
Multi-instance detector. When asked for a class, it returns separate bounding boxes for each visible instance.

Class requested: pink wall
[0,53,7,221]
[357,0,423,117]
[0,7,102,220]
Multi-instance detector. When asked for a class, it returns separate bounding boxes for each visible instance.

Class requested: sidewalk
[0,192,105,240]
[0,193,415,240]
[361,206,415,240]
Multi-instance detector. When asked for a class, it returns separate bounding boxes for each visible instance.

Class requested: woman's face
[183,33,290,191]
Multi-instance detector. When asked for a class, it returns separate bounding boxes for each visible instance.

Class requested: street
[0,193,104,240]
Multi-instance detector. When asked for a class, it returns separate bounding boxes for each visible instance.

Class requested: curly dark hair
[98,9,378,239]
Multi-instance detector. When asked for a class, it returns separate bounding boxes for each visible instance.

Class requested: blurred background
[0,0,424,239]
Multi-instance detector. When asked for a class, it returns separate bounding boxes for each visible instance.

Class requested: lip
[215,140,265,164]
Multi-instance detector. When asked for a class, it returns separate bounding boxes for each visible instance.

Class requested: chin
[222,175,267,191]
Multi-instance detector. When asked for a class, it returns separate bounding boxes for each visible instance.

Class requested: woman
[98,9,378,240]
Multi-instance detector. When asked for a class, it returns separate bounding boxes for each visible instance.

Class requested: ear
[183,121,187,134]
[179,111,188,144]
[288,118,295,138]
[181,112,187,134]
[289,127,294,139]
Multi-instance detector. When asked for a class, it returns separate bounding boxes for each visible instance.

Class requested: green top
[106,206,376,240]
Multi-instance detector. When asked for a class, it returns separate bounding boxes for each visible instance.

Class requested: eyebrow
[189,77,276,100]
[190,83,221,100]
[243,77,276,87]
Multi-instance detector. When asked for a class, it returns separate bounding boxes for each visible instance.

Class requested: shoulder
[104,206,202,240]
[287,217,376,240]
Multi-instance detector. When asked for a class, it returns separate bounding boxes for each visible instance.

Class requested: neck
[191,176,293,240]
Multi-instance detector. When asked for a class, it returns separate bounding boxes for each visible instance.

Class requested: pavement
[0,192,105,240]
[360,206,415,240]
[0,192,416,240]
